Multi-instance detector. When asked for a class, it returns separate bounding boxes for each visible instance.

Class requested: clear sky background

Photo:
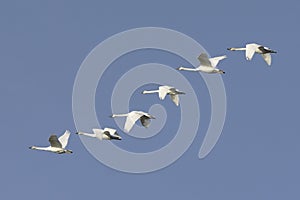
[1,0,300,199]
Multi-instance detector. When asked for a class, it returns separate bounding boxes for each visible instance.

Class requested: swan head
[29,146,37,150]
[176,67,184,70]
[227,47,234,51]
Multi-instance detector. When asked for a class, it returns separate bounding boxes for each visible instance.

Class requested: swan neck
[77,132,96,137]
[112,113,128,117]
[230,47,246,51]
[143,90,159,94]
[31,146,49,151]
[179,67,199,71]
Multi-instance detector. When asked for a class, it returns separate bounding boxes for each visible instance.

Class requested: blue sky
[1,0,300,199]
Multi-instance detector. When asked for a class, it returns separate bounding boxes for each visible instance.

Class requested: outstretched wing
[103,128,117,135]
[124,112,142,132]
[198,53,212,67]
[261,53,271,66]
[92,128,104,140]
[58,130,71,148]
[170,94,179,106]
[209,55,227,68]
[140,115,151,128]
[246,43,258,60]
[102,131,111,139]
[158,86,171,100]
[49,135,62,148]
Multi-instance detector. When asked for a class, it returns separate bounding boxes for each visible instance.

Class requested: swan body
[227,43,277,66]
[29,130,73,154]
[111,111,155,133]
[177,53,226,74]
[142,85,185,106]
[76,128,121,140]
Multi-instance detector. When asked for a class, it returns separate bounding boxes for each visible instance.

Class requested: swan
[76,128,121,140]
[142,85,185,106]
[111,111,155,133]
[227,43,277,66]
[177,53,226,74]
[29,130,73,154]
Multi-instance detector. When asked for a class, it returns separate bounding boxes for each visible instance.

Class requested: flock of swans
[29,43,277,154]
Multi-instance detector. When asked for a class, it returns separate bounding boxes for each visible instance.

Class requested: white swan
[177,53,226,74]
[227,43,277,66]
[142,85,185,106]
[29,130,73,154]
[76,128,121,140]
[111,111,155,133]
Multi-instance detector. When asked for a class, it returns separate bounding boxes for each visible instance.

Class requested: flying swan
[177,53,227,74]
[142,85,185,106]
[76,128,121,140]
[227,43,277,66]
[111,111,155,133]
[29,130,73,154]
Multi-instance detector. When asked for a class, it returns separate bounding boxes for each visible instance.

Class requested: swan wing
[105,128,120,139]
[142,112,155,119]
[140,115,151,128]
[209,55,227,68]
[198,53,212,67]
[246,44,258,60]
[158,86,170,100]
[92,128,104,140]
[58,130,71,148]
[170,94,179,106]
[103,128,117,135]
[49,135,62,148]
[261,53,271,66]
[102,131,111,139]
[124,112,142,132]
